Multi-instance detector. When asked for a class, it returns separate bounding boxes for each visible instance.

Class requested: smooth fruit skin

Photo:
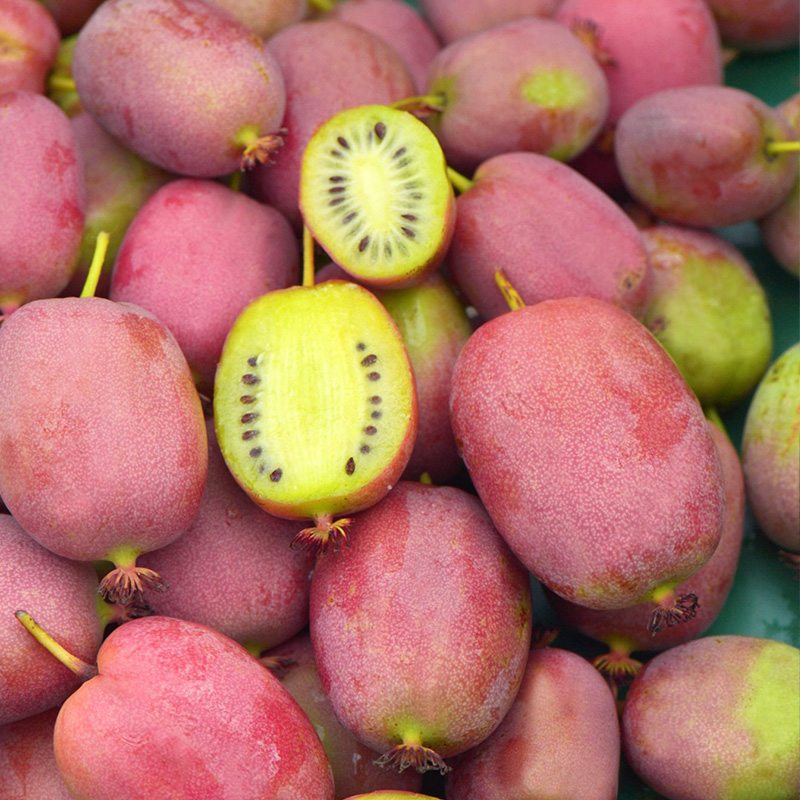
[622,636,800,800]
[0,708,71,799]
[265,634,423,799]
[72,0,286,177]
[0,91,85,316]
[0,0,61,95]
[0,297,208,564]
[546,422,745,656]
[0,514,104,726]
[205,0,307,39]
[705,0,800,51]
[450,297,725,610]
[310,482,532,764]
[447,152,652,322]
[54,616,335,800]
[445,647,620,800]
[742,343,800,553]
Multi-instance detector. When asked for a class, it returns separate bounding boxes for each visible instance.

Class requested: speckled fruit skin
[54,616,335,800]
[418,0,559,44]
[310,482,532,764]
[546,423,745,655]
[742,343,800,553]
[0,91,85,316]
[265,634,423,799]
[206,0,307,39]
[450,297,725,610]
[445,647,620,800]
[622,636,800,800]
[0,515,104,726]
[109,178,299,395]
[327,0,440,93]
[251,20,414,228]
[425,18,609,174]
[640,223,773,408]
[447,152,652,322]
[0,297,208,564]
[139,419,313,652]
[615,85,798,227]
[72,0,286,177]
[0,708,71,799]
[0,0,61,94]
[706,0,800,51]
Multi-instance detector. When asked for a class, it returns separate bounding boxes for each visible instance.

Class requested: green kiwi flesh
[299,105,454,287]
[214,281,417,543]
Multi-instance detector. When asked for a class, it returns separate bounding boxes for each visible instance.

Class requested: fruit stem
[419,472,433,485]
[704,405,727,436]
[766,140,800,155]
[80,231,110,299]
[302,226,315,287]
[494,269,526,311]
[389,94,446,114]
[307,0,337,9]
[48,75,77,93]
[229,170,242,193]
[446,166,474,194]
[15,611,98,681]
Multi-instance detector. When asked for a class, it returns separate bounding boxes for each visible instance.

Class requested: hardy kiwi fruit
[214,280,418,551]
[299,105,455,289]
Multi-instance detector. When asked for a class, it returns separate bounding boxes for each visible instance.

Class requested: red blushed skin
[445,647,620,800]
[72,0,286,178]
[0,91,85,316]
[706,0,800,51]
[449,152,652,322]
[64,111,174,300]
[54,617,335,800]
[327,0,440,93]
[418,0,560,45]
[615,85,798,227]
[0,708,71,799]
[265,634,424,799]
[109,178,299,395]
[546,424,745,658]
[425,18,609,175]
[0,515,104,726]
[250,20,414,229]
[0,297,208,564]
[0,0,60,94]
[622,636,800,800]
[450,297,725,611]
[310,482,532,766]
[139,419,313,651]
[208,0,307,39]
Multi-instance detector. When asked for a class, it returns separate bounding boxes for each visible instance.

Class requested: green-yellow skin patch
[214,281,416,521]
[520,69,589,111]
[642,226,773,408]
[300,105,454,286]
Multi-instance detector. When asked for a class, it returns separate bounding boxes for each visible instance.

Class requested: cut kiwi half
[299,105,455,289]
[214,280,418,551]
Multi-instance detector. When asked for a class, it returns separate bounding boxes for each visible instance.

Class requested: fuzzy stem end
[374,743,451,775]
[648,592,700,636]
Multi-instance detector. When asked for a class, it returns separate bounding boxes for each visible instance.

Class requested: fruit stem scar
[15,611,98,681]
[302,226,315,288]
[80,231,110,299]
[494,269,526,311]
[446,166,474,194]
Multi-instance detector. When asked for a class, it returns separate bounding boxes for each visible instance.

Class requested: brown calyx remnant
[593,651,643,687]
[647,592,699,636]
[99,566,168,605]
[260,655,298,679]
[292,515,352,554]
[530,623,559,649]
[778,550,800,570]
[570,19,616,67]
[374,743,451,775]
[240,128,287,170]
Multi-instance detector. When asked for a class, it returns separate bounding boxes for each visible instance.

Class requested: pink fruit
[425,18,610,173]
[447,151,652,321]
[0,514,104,726]
[450,297,725,629]
[445,646,620,800]
[206,0,307,39]
[0,91,85,316]
[706,0,800,51]
[265,634,424,799]
[110,178,299,394]
[47,616,335,799]
[310,481,532,773]
[0,0,60,95]
[73,0,287,177]
[0,297,208,604]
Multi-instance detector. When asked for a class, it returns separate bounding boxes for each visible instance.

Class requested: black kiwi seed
[360,444,371,453]
[249,447,262,458]
[329,186,346,194]
[242,430,259,440]
[357,342,366,351]
[330,175,345,183]
[240,395,255,404]
[343,212,357,223]
[371,411,382,419]
[329,197,345,206]
[361,354,377,366]
[345,457,355,475]
[269,469,282,482]
[337,136,350,149]
[241,412,259,423]
[247,356,258,366]
[375,122,386,139]
[393,147,406,158]
[242,373,259,385]
[401,227,416,238]
[370,395,382,404]
[367,372,381,381]
[364,426,378,435]
[358,236,370,252]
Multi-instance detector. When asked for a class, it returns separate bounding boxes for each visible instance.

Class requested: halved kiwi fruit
[299,105,455,288]
[214,280,418,551]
